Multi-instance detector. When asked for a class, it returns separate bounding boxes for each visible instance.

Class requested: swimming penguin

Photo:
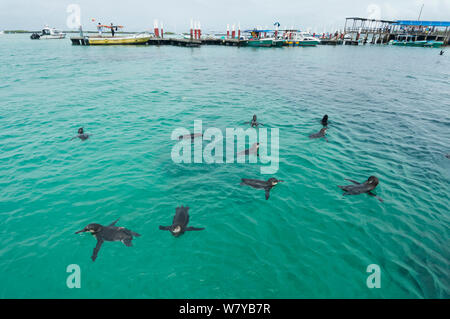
[178,133,203,141]
[338,176,383,202]
[244,115,264,128]
[75,218,141,261]
[440,50,444,56]
[446,154,450,159]
[321,114,328,126]
[309,127,328,142]
[238,142,259,156]
[159,206,204,237]
[71,127,90,141]
[240,177,283,200]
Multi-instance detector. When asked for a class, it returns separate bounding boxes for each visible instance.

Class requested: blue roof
[394,20,450,27]
[243,29,275,33]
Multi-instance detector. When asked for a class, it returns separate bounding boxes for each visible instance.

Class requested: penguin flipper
[368,191,383,202]
[91,239,104,262]
[159,226,171,231]
[265,188,270,200]
[108,218,120,226]
[130,231,141,237]
[123,238,133,247]
[186,227,205,231]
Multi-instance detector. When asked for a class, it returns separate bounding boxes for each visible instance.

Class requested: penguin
[244,115,264,128]
[321,114,328,126]
[440,50,444,56]
[240,177,283,200]
[71,127,90,141]
[309,127,328,142]
[237,142,259,156]
[178,133,203,141]
[75,218,141,261]
[159,206,204,237]
[338,176,383,202]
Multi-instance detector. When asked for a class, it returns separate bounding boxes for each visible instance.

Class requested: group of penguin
[73,114,384,262]
[75,206,202,261]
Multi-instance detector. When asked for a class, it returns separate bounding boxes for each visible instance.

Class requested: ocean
[0,34,449,298]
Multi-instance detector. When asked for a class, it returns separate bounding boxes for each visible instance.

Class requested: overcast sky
[1,0,449,32]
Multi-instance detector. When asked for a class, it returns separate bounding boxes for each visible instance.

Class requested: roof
[243,29,275,33]
[394,20,450,27]
[345,17,395,23]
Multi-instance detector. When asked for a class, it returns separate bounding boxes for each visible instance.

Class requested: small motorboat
[246,29,283,47]
[284,31,320,46]
[31,26,65,40]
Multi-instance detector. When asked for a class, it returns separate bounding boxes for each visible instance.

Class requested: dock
[70,36,247,47]
[70,18,449,48]
[342,17,450,45]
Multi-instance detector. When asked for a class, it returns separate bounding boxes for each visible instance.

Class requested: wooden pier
[70,19,449,49]
[70,35,248,47]
[318,39,343,45]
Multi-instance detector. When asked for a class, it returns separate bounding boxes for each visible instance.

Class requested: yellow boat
[88,34,150,45]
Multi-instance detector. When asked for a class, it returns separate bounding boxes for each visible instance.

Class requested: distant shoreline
[2,30,177,35]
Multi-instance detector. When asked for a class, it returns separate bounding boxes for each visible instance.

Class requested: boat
[284,31,320,46]
[246,29,282,47]
[30,26,65,39]
[389,35,444,48]
[423,40,444,48]
[86,33,151,45]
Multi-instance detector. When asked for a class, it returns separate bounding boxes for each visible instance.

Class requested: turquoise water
[0,34,449,299]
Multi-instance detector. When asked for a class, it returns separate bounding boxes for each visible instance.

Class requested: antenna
[418,3,424,21]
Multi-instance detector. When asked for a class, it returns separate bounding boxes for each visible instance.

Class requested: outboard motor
[30,33,40,40]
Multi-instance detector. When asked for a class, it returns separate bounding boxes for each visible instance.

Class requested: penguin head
[75,223,102,234]
[170,225,183,237]
[268,177,283,185]
[367,176,379,187]
[78,127,84,134]
[252,115,257,121]
[322,114,328,121]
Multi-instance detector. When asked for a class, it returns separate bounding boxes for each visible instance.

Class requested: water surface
[0,35,449,298]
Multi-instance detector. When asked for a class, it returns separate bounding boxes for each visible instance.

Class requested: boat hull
[88,36,151,45]
[391,40,444,48]
[40,34,66,39]
[424,41,444,48]
[247,39,274,47]
[285,40,320,46]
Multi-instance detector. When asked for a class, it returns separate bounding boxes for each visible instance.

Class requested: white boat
[284,31,320,46]
[0,31,4,35]
[30,26,66,40]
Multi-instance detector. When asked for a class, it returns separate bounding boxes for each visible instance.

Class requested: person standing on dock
[97,23,103,37]
[111,23,115,37]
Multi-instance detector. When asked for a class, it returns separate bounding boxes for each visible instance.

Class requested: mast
[418,3,424,21]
